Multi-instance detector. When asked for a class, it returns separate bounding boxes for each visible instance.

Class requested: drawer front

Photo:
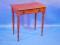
[24,9,39,14]
[24,9,34,14]
[15,8,41,15]
[15,10,24,15]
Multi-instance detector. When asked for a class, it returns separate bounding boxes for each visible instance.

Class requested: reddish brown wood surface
[11,2,46,41]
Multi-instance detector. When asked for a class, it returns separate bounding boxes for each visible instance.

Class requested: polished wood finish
[11,2,46,41]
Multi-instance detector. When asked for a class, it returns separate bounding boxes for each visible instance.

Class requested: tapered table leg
[22,15,24,27]
[12,7,14,35]
[41,8,46,36]
[17,15,20,41]
[35,13,37,30]
[22,11,25,27]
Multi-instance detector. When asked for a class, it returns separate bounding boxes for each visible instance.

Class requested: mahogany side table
[11,2,46,41]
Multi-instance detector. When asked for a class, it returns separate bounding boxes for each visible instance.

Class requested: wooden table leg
[41,8,46,36]
[22,15,24,27]
[35,13,37,30]
[17,15,20,41]
[22,11,25,27]
[12,7,14,35]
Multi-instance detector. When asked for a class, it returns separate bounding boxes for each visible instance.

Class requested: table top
[12,2,46,11]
